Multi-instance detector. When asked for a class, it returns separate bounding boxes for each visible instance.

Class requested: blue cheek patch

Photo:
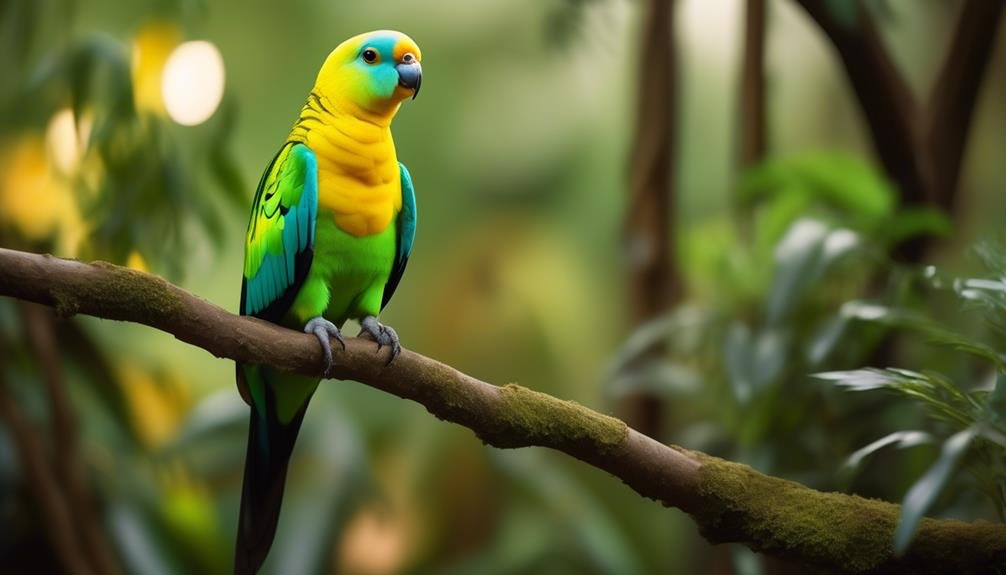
[351,61,400,100]
[354,34,407,101]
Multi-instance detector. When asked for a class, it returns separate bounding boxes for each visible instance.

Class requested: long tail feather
[234,385,310,575]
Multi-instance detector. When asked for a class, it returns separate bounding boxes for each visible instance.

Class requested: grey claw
[359,316,401,365]
[304,317,344,376]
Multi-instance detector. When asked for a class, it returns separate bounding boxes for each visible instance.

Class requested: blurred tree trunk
[739,0,766,169]
[735,0,767,242]
[0,342,94,575]
[795,0,1005,261]
[622,0,680,438]
[19,303,122,575]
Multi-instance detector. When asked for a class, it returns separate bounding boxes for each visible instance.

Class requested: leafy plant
[817,243,1006,553]
[611,152,932,434]
[608,151,951,571]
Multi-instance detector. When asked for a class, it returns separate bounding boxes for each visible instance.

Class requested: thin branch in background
[794,0,1005,260]
[794,0,925,202]
[1,248,1004,572]
[622,0,680,439]
[925,0,1006,212]
[19,302,122,575]
[0,342,94,575]
[739,0,767,169]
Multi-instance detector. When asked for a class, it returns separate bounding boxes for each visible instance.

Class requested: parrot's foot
[304,317,345,377]
[359,316,401,364]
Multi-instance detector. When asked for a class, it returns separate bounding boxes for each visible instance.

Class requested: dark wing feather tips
[381,162,417,309]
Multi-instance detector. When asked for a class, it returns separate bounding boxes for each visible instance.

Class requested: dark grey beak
[396,61,422,99]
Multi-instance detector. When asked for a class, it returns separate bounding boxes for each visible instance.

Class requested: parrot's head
[315,30,422,120]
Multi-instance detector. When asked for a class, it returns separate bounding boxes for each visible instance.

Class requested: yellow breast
[289,94,402,237]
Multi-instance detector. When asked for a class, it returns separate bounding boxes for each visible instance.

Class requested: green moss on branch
[692,453,1006,573]
[51,261,182,323]
[479,384,628,453]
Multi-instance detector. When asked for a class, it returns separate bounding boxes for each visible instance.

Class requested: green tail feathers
[234,369,314,575]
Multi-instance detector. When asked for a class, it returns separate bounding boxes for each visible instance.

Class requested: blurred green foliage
[1,0,244,276]
[609,151,978,570]
[612,153,914,467]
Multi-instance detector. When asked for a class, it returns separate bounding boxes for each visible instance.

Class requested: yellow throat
[288,91,402,237]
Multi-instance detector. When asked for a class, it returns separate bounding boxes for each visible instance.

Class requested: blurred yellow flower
[119,363,192,449]
[126,250,149,273]
[0,135,85,255]
[131,20,182,115]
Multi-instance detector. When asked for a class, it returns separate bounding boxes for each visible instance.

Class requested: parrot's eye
[362,49,378,63]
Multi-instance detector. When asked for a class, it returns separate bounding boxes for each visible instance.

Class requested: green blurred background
[1,0,1005,573]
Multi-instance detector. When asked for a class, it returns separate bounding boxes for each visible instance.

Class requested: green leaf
[752,188,813,258]
[607,358,702,398]
[880,207,953,245]
[766,219,861,325]
[836,300,1006,370]
[989,371,1006,423]
[976,424,1006,450]
[725,323,788,402]
[108,501,184,575]
[815,368,906,391]
[818,368,975,426]
[767,219,828,324]
[166,391,248,480]
[845,431,934,470]
[605,305,711,377]
[740,152,896,221]
[975,241,1006,278]
[806,315,847,365]
[895,428,977,554]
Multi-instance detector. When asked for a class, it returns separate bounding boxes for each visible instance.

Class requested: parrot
[233,30,422,574]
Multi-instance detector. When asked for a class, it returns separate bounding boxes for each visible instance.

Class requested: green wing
[381,162,417,309]
[240,142,318,322]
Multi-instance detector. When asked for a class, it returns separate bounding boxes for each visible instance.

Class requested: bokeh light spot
[162,40,225,126]
[45,108,91,174]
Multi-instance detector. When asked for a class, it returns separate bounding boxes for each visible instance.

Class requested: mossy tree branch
[1,247,1004,573]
